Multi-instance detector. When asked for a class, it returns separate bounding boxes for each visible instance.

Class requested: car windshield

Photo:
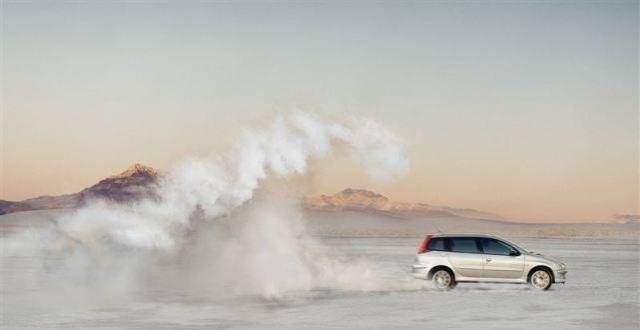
[499,237,528,253]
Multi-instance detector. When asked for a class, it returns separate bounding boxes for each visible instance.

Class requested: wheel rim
[433,270,451,289]
[531,270,550,289]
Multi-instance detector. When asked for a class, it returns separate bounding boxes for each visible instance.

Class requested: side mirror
[509,250,520,256]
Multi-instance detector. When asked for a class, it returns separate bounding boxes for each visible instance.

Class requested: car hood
[526,251,566,268]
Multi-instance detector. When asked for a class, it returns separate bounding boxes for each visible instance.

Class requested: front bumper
[553,268,567,283]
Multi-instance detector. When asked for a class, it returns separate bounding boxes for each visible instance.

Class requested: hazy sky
[2,1,638,223]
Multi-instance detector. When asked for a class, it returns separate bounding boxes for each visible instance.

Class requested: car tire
[432,269,455,290]
[529,269,553,290]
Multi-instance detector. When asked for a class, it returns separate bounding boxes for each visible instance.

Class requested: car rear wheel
[529,269,552,290]
[432,269,455,290]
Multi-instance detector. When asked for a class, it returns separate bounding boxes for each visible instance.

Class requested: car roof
[430,233,500,239]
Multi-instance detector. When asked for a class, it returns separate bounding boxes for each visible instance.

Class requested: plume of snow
[5,112,414,299]
[60,112,408,251]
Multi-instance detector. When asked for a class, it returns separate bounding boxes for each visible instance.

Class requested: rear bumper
[412,264,429,280]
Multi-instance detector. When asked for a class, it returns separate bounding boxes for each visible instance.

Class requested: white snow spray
[4,112,419,301]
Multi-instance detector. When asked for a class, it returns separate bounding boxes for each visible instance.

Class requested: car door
[447,237,484,278]
[480,238,524,279]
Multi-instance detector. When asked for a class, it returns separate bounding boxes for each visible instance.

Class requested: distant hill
[1,164,503,222]
[0,164,159,215]
[303,188,503,221]
[2,167,638,237]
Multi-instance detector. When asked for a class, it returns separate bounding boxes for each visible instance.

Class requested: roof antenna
[432,221,442,234]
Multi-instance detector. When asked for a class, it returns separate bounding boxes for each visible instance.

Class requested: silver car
[412,234,567,290]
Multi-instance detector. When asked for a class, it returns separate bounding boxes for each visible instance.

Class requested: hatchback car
[412,234,566,290]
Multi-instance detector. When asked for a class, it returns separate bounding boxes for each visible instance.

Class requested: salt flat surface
[2,235,638,329]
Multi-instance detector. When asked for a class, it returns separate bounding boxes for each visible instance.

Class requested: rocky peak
[79,163,160,203]
[0,163,161,214]
[109,163,158,180]
[336,188,388,201]
[305,188,422,213]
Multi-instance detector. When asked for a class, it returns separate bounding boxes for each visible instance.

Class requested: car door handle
[486,258,492,262]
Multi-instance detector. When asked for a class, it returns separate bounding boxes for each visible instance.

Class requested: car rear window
[449,237,480,253]
[427,237,447,251]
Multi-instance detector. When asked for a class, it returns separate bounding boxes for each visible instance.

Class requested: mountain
[0,164,159,215]
[2,170,636,237]
[0,200,33,214]
[1,165,501,222]
[81,163,158,202]
[303,188,503,220]
[303,188,430,214]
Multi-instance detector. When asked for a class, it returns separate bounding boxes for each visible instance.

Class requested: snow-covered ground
[2,232,638,329]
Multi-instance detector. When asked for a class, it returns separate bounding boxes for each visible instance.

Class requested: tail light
[418,235,432,254]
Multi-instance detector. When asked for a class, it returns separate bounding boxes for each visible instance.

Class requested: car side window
[482,238,514,256]
[428,238,447,251]
[449,237,481,254]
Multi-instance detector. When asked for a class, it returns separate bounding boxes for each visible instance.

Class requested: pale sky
[1,1,638,223]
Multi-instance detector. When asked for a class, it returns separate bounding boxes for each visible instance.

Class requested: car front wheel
[529,269,552,290]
